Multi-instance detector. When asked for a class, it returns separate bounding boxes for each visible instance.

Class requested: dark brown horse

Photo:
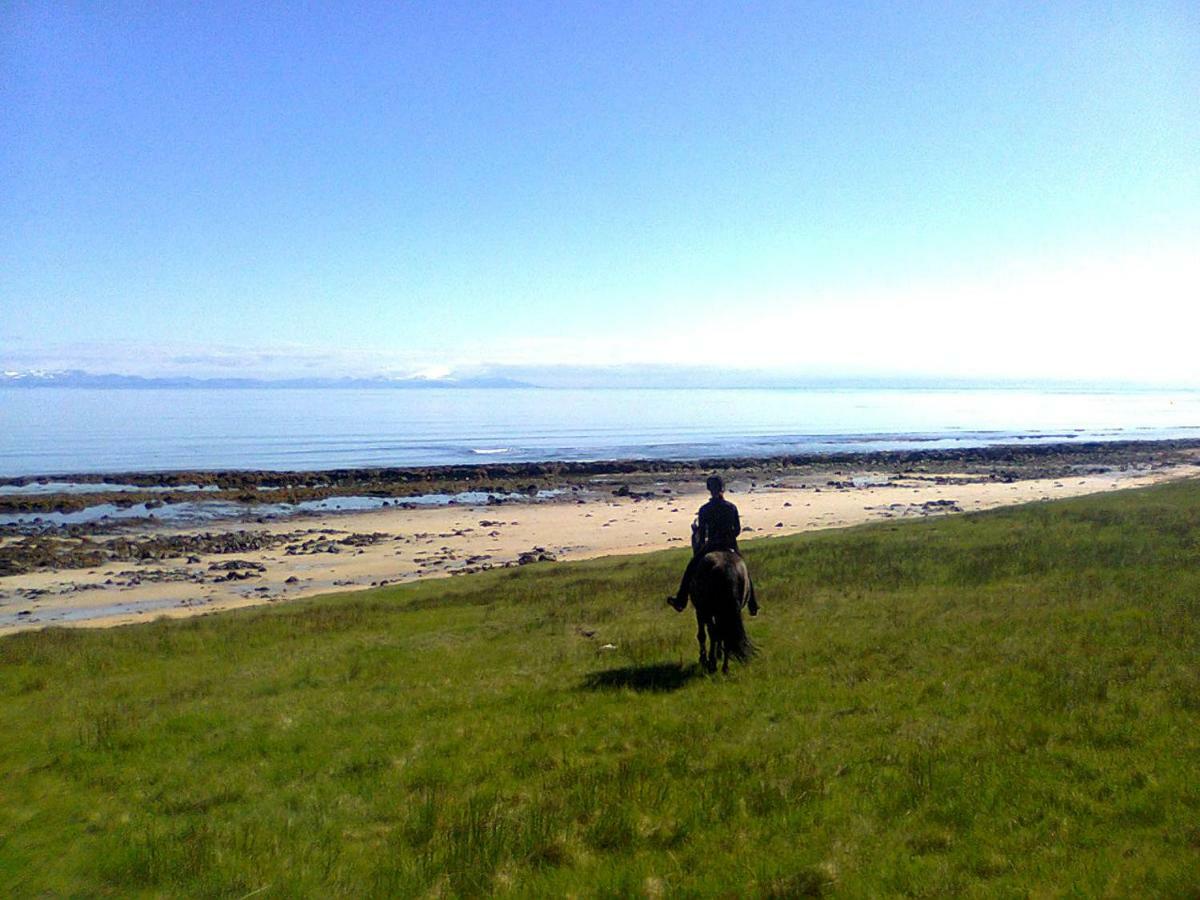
[690,550,756,673]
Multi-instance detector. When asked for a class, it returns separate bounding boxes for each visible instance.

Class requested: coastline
[3,439,1198,635]
[6,437,1200,517]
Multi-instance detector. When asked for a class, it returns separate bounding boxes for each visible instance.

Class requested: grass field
[3,480,1200,897]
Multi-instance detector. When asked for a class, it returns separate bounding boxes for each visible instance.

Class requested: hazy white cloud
[654,242,1198,383]
[459,241,1200,384]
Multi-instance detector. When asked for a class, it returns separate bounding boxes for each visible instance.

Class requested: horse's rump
[692,550,756,663]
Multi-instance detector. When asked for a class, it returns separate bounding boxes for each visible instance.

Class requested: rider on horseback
[668,474,759,615]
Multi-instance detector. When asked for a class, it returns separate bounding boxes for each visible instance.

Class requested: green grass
[3,480,1200,897]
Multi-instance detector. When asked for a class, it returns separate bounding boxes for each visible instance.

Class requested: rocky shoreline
[5,438,1200,520]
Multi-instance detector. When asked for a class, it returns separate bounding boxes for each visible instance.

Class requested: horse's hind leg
[695,614,707,669]
[705,623,719,673]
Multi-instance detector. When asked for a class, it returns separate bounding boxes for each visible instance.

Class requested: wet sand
[4,448,1197,634]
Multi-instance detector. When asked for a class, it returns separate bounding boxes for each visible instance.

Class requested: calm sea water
[1,387,1198,477]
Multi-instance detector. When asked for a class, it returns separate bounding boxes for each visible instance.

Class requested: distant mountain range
[0,370,536,390]
[2,367,1188,392]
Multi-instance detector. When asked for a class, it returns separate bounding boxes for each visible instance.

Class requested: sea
[2,386,1199,477]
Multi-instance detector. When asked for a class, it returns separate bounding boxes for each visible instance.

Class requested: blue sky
[3,2,1198,384]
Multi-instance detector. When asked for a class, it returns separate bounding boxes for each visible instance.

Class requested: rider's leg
[732,546,758,616]
[724,547,763,619]
[668,555,700,612]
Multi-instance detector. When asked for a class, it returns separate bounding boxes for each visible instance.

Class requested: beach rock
[338,532,389,547]
[208,559,267,572]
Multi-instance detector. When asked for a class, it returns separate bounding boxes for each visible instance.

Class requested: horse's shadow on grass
[581,662,703,693]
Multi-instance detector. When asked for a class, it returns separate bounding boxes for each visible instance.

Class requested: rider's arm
[696,503,712,542]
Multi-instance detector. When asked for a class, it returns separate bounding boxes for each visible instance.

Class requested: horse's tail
[717,603,756,661]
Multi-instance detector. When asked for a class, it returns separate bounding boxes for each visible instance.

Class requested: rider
[667,474,758,615]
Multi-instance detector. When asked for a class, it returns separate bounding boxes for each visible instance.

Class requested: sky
[2,2,1198,385]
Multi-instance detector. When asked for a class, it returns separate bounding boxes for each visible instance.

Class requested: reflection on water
[0,597,187,628]
[0,490,563,528]
[0,481,223,495]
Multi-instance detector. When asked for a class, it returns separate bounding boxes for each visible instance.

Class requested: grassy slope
[2,481,1199,897]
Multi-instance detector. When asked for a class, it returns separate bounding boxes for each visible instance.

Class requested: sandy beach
[3,442,1197,635]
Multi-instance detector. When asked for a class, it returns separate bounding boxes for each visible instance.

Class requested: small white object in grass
[599,643,618,651]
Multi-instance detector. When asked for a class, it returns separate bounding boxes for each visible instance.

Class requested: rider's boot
[669,563,694,612]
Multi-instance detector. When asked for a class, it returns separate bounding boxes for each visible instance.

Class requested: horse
[689,549,756,673]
